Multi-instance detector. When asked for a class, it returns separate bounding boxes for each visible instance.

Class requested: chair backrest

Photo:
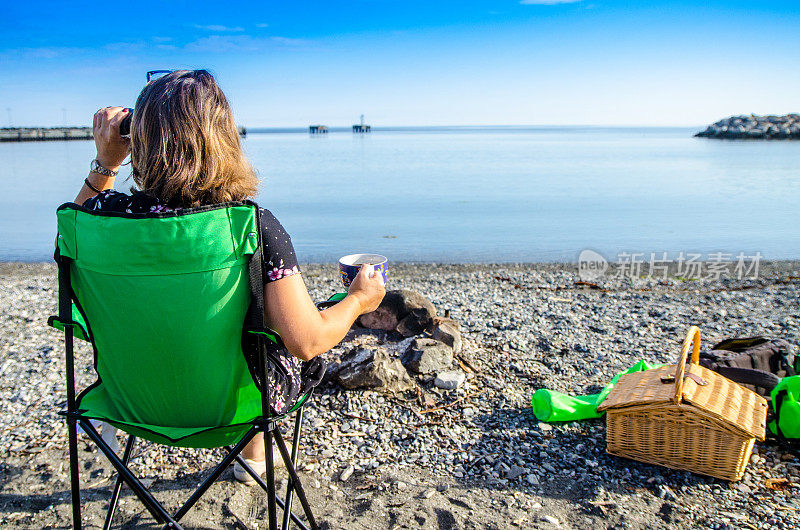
[56,202,263,434]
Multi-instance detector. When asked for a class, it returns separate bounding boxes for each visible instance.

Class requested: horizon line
[245,124,707,131]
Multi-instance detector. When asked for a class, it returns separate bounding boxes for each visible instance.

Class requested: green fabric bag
[532,360,664,423]
[769,375,800,439]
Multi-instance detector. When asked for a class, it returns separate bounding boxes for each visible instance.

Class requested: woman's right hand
[93,106,131,171]
[348,264,386,314]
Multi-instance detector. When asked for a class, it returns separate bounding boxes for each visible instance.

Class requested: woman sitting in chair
[73,70,386,484]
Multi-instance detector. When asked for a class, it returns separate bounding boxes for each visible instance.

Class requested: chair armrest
[48,303,90,342]
[245,328,284,348]
[315,292,347,310]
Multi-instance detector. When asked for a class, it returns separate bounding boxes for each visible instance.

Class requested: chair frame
[53,209,320,530]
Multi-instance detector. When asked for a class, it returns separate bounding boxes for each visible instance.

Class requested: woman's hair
[130,70,258,207]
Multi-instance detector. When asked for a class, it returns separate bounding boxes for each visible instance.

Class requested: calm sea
[1,127,798,262]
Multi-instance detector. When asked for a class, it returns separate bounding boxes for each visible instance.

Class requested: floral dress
[83,190,324,413]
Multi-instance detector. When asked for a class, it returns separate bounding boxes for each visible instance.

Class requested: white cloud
[184,35,313,53]
[193,24,245,32]
[520,0,582,4]
[255,23,270,28]
[12,47,74,59]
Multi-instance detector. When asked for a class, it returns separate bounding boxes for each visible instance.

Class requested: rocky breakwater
[695,114,800,139]
[331,289,468,394]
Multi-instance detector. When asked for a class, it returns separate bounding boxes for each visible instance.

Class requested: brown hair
[130,70,258,208]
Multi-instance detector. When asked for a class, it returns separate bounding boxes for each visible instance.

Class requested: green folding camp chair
[49,200,320,530]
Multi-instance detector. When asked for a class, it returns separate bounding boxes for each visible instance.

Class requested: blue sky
[2,1,799,127]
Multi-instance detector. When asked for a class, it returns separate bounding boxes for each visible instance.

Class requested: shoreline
[1,262,798,528]
[4,258,800,266]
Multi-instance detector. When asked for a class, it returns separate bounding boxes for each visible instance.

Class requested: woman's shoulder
[257,206,301,282]
[258,207,292,236]
[83,190,168,214]
[82,190,132,211]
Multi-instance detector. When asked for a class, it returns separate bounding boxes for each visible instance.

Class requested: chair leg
[264,430,278,530]
[173,428,258,522]
[67,415,82,530]
[233,455,310,530]
[273,430,318,530]
[79,419,180,528]
[103,435,136,530]
[281,407,304,530]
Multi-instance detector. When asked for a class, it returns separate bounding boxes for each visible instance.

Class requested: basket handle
[673,326,701,404]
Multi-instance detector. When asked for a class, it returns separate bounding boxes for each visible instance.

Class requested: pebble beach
[1,260,799,529]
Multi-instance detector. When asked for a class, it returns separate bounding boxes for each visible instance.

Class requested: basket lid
[597,363,767,440]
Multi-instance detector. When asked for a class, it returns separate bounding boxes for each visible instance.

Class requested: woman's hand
[348,264,386,314]
[93,107,130,171]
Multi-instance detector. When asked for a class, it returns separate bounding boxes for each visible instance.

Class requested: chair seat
[76,383,255,448]
[75,384,312,449]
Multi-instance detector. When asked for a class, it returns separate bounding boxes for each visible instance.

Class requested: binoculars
[120,109,133,137]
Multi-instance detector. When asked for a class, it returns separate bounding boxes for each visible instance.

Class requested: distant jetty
[1,126,247,142]
[0,127,93,142]
[695,114,800,139]
[352,114,371,133]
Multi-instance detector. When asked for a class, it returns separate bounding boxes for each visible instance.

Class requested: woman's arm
[264,264,385,361]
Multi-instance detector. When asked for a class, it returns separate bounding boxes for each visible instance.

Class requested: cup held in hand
[339,253,388,288]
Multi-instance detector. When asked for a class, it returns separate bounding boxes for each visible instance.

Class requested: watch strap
[90,159,119,177]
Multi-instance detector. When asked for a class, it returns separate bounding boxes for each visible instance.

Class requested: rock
[657,484,678,502]
[358,289,436,334]
[431,317,462,354]
[540,515,560,525]
[397,309,434,337]
[336,347,416,392]
[434,370,466,390]
[505,465,527,480]
[695,114,800,140]
[357,304,400,331]
[340,465,354,481]
[658,503,675,523]
[736,483,751,494]
[402,338,453,374]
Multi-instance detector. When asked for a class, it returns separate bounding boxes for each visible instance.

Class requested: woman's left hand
[93,107,130,171]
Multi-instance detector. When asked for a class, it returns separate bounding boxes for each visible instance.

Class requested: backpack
[698,336,795,398]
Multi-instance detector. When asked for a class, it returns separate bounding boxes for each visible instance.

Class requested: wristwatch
[90,159,119,177]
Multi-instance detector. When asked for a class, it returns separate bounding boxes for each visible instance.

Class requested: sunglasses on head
[146,70,174,82]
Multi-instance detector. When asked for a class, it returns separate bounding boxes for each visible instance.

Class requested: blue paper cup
[339,253,388,288]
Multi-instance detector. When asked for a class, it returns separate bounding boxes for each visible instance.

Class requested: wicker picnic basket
[597,326,767,481]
